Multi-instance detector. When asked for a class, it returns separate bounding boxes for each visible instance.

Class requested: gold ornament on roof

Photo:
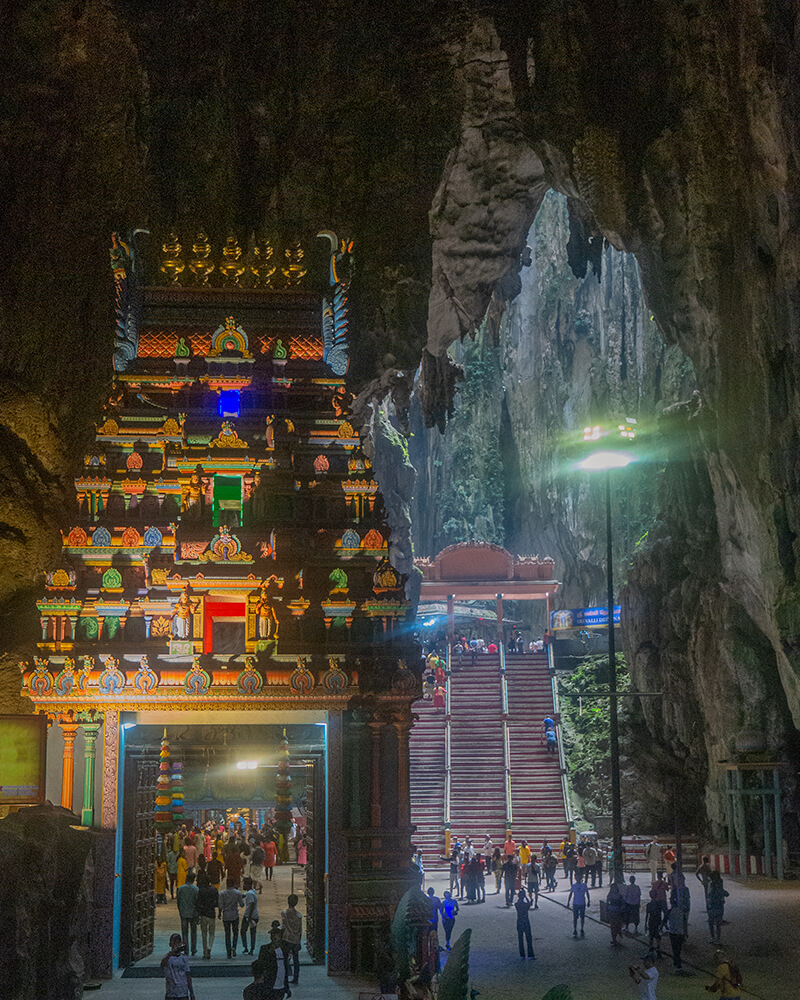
[282,240,307,287]
[160,233,185,284]
[219,234,246,286]
[251,237,276,288]
[209,420,249,449]
[189,231,214,285]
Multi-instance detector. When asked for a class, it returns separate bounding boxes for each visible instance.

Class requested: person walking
[241,877,260,955]
[567,875,590,937]
[176,871,199,956]
[166,844,179,899]
[176,847,189,889]
[219,878,244,958]
[666,901,686,973]
[543,852,558,892]
[645,891,663,957]
[440,891,459,950]
[527,856,541,908]
[161,933,194,1000]
[645,839,661,885]
[263,836,277,882]
[502,854,518,907]
[583,843,598,887]
[281,893,303,984]
[207,853,223,891]
[514,887,535,960]
[492,847,503,893]
[155,857,168,905]
[623,875,642,934]
[196,872,218,959]
[184,837,199,874]
[606,882,626,946]
[706,872,729,945]
[696,855,714,900]
[564,843,578,885]
[519,840,531,879]
[504,833,517,858]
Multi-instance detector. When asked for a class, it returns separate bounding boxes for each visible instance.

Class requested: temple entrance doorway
[116,713,327,972]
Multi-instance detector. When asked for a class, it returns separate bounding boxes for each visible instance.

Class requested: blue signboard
[550,605,621,631]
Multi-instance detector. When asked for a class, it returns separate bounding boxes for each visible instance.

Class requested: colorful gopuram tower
[20,231,419,974]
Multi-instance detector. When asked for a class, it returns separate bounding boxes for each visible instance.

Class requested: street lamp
[578,420,637,886]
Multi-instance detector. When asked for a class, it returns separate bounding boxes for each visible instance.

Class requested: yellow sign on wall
[0,715,46,804]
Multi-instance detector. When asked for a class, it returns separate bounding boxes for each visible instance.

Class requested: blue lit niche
[218,389,241,417]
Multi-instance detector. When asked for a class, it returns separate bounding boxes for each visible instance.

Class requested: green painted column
[80,721,103,827]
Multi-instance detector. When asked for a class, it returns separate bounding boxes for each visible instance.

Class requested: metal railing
[444,644,452,853]
[500,643,513,831]
[549,641,574,826]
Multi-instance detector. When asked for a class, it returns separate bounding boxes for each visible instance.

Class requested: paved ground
[424,871,798,1000]
[90,867,799,999]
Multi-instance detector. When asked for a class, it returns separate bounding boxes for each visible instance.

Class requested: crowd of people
[156,820,308,903]
[421,830,741,996]
[156,820,308,966]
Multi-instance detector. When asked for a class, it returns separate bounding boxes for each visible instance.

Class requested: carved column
[60,723,80,811]
[367,715,384,828]
[101,709,120,830]
[80,719,103,827]
[393,710,413,829]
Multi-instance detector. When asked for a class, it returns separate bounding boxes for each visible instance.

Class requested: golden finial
[188,231,214,285]
[160,233,185,285]
[251,236,276,288]
[219,234,245,286]
[281,240,307,287]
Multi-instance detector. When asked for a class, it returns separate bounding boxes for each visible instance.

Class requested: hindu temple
[17,231,418,976]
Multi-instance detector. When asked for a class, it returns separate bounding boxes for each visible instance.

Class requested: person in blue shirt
[546,729,558,754]
[567,875,591,937]
[439,891,459,950]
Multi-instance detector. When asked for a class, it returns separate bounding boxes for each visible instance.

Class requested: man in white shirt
[629,954,659,998]
[281,893,303,984]
[161,933,194,1000]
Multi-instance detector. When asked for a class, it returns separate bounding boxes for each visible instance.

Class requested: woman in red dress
[262,836,277,881]
[433,684,446,711]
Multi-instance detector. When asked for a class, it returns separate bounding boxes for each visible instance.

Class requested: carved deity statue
[254,575,281,640]
[171,586,199,639]
[182,464,204,516]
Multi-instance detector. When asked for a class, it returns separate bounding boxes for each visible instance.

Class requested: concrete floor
[90,866,797,999]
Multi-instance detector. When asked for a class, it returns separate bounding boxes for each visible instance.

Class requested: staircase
[409,647,570,869]
[409,695,447,864]
[448,653,507,846]
[505,651,569,847]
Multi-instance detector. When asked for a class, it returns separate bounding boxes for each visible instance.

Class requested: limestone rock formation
[0,804,94,1000]
[1,1,800,840]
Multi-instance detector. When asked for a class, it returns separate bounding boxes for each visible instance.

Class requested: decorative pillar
[368,715,383,828]
[101,710,119,830]
[80,719,103,827]
[60,723,80,811]
[393,711,412,828]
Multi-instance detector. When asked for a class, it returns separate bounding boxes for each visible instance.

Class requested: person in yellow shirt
[707,951,742,999]
[176,847,189,888]
[155,857,167,904]
[519,841,531,878]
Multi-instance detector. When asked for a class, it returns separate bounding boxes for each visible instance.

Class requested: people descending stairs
[410,645,569,869]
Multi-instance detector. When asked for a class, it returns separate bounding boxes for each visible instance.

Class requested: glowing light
[579,451,636,471]
[236,760,258,770]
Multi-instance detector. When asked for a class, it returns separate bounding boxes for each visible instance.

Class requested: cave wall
[411,190,694,608]
[2,1,800,840]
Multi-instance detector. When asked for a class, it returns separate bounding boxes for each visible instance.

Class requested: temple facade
[19,231,419,975]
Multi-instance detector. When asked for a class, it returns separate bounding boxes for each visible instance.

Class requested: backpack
[726,962,743,989]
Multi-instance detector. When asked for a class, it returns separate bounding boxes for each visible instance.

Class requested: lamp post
[578,420,637,886]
